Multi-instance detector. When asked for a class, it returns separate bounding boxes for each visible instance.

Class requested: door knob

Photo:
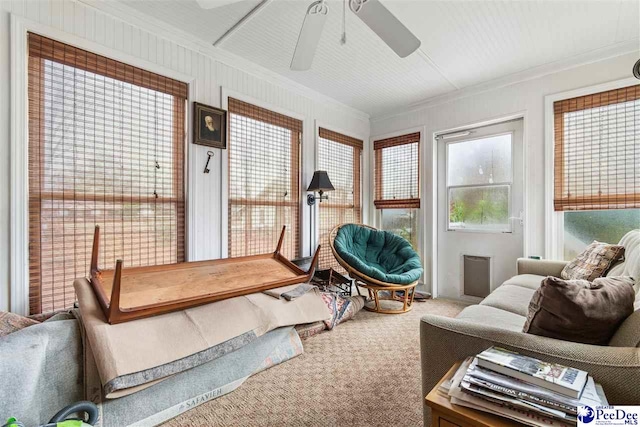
[509,210,524,226]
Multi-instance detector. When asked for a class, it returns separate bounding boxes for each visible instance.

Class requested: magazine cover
[476,347,588,397]
[465,358,606,415]
[448,358,574,427]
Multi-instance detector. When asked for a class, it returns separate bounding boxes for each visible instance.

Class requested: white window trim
[10,14,196,315]
[543,77,638,260]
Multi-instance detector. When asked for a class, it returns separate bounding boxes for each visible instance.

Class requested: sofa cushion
[609,309,640,347]
[523,276,635,345]
[607,230,640,284]
[502,274,545,291]
[479,285,536,317]
[456,305,526,332]
[561,240,625,281]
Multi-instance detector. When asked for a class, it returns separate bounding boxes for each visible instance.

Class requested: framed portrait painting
[193,102,227,149]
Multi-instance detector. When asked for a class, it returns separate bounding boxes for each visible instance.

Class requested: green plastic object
[56,422,84,427]
[3,418,89,427]
[333,224,423,285]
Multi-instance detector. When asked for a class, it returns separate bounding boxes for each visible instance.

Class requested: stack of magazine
[439,347,608,426]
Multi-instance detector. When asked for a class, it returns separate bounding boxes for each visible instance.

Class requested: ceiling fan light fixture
[349,0,421,58]
[290,1,329,71]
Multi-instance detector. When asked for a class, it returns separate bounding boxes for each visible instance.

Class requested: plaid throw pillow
[561,241,625,281]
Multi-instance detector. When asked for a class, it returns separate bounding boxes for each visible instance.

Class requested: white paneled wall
[370,52,638,298]
[0,0,369,312]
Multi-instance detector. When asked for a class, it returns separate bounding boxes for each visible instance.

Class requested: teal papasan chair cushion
[333,224,423,286]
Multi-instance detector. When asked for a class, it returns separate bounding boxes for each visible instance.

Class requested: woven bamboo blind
[228,98,301,260]
[317,128,363,270]
[554,84,640,211]
[27,33,187,314]
[374,132,420,209]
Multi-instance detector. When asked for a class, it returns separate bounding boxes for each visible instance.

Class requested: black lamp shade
[307,171,335,192]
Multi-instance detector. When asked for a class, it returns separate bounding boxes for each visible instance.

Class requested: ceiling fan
[196,0,421,71]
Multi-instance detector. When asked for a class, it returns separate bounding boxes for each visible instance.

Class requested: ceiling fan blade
[350,0,420,58]
[290,1,329,71]
[195,0,247,10]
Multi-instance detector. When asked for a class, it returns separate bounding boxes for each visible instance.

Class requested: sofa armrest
[420,314,640,426]
[516,258,568,277]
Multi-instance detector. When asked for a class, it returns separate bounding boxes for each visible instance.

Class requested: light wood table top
[100,256,297,309]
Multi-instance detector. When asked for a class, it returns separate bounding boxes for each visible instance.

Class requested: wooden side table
[425,363,522,427]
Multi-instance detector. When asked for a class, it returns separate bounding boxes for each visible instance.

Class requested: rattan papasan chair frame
[329,223,420,314]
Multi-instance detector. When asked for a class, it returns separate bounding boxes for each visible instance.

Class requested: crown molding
[371,39,639,123]
[76,0,370,122]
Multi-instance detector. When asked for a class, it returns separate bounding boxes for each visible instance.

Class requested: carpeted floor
[164,298,465,427]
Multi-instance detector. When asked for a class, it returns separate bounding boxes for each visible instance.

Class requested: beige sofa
[421,230,640,425]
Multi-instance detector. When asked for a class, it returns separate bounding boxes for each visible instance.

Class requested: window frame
[10,18,194,315]
[444,131,515,234]
[373,132,421,209]
[544,77,639,260]
[315,125,364,270]
[26,32,189,315]
[370,127,424,268]
[224,93,304,261]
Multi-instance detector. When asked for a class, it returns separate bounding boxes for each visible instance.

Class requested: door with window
[437,119,524,299]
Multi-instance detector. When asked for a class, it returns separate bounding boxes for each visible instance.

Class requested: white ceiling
[122,0,640,117]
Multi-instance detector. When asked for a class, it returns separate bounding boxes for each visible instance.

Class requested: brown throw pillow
[523,276,635,345]
[0,311,40,337]
[561,240,625,281]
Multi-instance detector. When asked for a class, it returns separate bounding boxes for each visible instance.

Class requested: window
[564,209,640,260]
[447,134,512,232]
[374,132,420,209]
[228,98,301,260]
[27,33,187,314]
[380,209,418,249]
[554,84,640,258]
[374,132,420,247]
[317,128,362,270]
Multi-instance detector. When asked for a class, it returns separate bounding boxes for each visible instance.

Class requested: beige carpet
[164,298,465,427]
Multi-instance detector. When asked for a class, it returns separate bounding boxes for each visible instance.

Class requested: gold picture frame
[193,102,227,149]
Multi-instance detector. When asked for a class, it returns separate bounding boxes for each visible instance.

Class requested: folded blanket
[74,278,329,398]
[263,283,317,300]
